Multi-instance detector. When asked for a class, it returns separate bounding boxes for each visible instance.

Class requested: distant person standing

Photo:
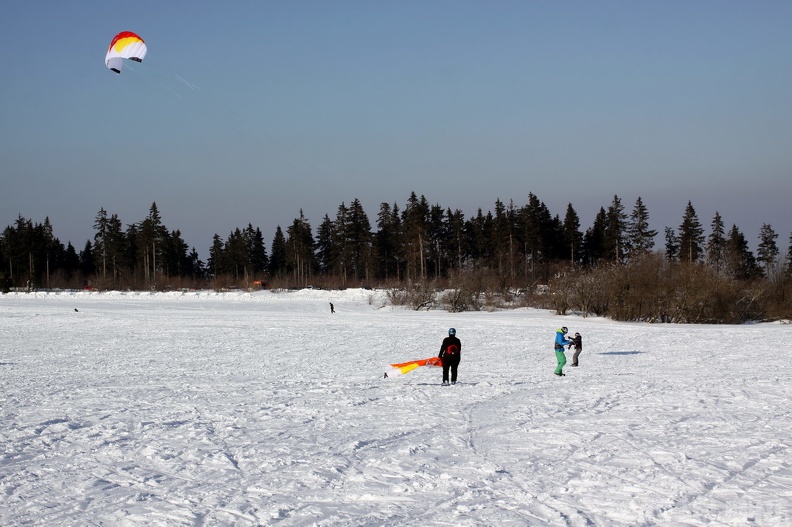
[330,302,335,314]
[439,328,461,386]
[554,327,571,376]
[569,332,583,366]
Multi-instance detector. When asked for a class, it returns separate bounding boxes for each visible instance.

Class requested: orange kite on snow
[389,356,443,375]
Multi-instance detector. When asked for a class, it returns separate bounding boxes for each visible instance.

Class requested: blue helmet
[448,328,456,336]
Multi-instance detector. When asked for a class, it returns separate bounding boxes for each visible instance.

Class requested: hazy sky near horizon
[2,1,791,258]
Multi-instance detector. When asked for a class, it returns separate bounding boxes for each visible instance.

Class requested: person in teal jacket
[554,327,571,376]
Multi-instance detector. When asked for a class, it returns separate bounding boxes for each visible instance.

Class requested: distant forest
[2,192,791,322]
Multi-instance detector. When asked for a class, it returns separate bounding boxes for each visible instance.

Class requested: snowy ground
[1,289,790,526]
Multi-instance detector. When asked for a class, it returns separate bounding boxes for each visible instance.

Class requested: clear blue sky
[2,1,790,258]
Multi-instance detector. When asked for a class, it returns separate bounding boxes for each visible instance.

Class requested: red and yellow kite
[389,356,442,375]
[106,31,147,74]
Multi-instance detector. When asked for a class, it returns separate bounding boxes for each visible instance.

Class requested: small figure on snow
[330,302,335,314]
[568,332,583,366]
[439,328,461,386]
[554,327,571,376]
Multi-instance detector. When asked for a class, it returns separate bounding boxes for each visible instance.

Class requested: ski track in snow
[1,289,790,526]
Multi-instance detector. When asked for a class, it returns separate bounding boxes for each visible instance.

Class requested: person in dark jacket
[568,332,583,366]
[554,327,571,376]
[439,328,461,386]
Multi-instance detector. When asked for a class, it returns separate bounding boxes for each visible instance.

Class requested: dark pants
[442,356,460,383]
[572,348,582,366]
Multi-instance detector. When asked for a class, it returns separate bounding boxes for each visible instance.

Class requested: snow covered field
[1,289,790,526]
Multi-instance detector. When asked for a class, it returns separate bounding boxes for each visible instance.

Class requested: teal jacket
[554,329,571,351]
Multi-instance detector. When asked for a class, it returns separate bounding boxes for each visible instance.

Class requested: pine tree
[208,234,224,278]
[286,211,315,286]
[678,201,705,263]
[582,208,607,266]
[604,195,630,262]
[756,223,779,277]
[428,203,448,279]
[664,227,679,261]
[137,202,168,287]
[93,208,109,280]
[333,202,350,281]
[627,196,656,257]
[562,203,583,264]
[466,209,489,270]
[315,214,336,275]
[188,247,204,279]
[491,199,512,276]
[80,240,96,278]
[224,228,248,281]
[163,229,190,278]
[401,193,430,281]
[445,208,466,273]
[725,225,758,280]
[269,226,287,278]
[519,193,556,270]
[246,225,269,277]
[345,199,372,283]
[374,203,401,281]
[706,212,726,274]
[63,242,81,280]
[787,232,792,275]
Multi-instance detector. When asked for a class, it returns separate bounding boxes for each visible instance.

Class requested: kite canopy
[389,357,442,375]
[105,31,147,74]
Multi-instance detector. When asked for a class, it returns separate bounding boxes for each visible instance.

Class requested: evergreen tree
[562,203,583,264]
[519,193,556,270]
[604,195,630,262]
[163,229,190,279]
[626,196,656,257]
[678,201,705,263]
[269,226,287,278]
[491,199,512,276]
[428,203,448,279]
[446,208,466,273]
[63,242,81,280]
[787,232,792,275]
[246,224,269,277]
[188,247,205,280]
[582,208,607,266]
[706,211,726,274]
[315,214,336,275]
[756,223,779,277]
[136,202,168,286]
[664,227,679,261]
[374,203,401,281]
[286,210,316,286]
[207,234,224,278]
[224,228,249,281]
[93,208,110,280]
[333,202,350,280]
[401,193,430,281]
[345,199,372,283]
[80,240,96,280]
[724,225,758,280]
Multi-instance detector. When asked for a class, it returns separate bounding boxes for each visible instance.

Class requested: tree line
[2,193,790,321]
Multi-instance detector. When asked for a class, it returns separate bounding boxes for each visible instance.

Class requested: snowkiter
[554,327,571,376]
[569,332,583,366]
[439,328,461,386]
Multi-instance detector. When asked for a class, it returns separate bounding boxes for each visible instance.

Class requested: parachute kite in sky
[105,31,147,74]
[389,357,442,375]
